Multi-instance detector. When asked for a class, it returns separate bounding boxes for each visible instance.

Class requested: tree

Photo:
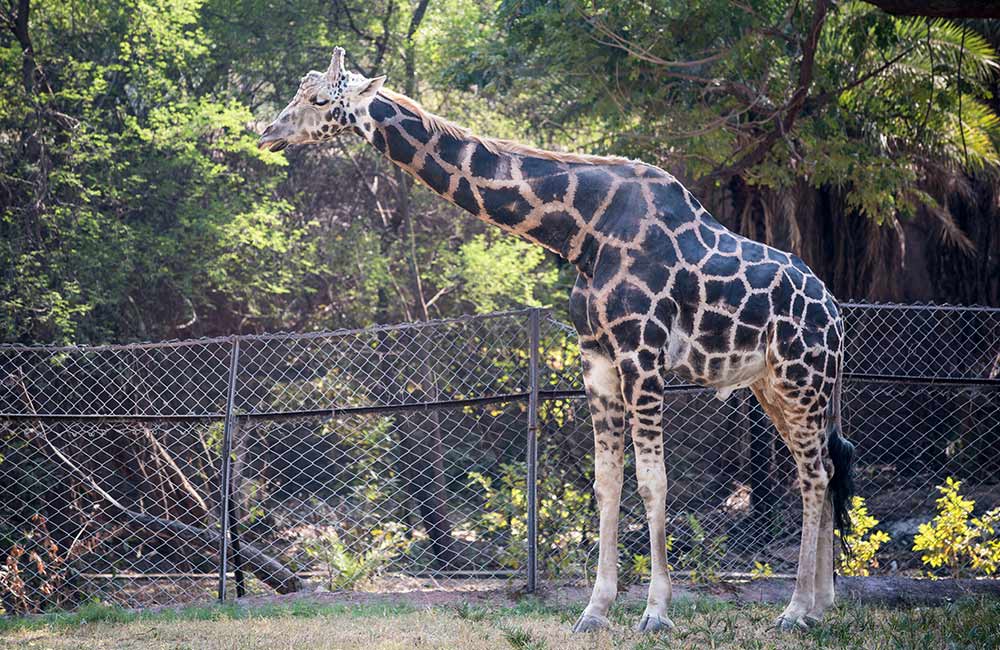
[446,0,1000,303]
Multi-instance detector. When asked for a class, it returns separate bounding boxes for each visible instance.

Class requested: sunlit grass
[0,596,996,650]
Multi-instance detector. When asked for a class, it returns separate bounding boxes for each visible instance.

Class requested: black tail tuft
[827,365,855,554]
[828,425,855,551]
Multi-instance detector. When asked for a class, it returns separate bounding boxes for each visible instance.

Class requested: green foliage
[466,463,594,577]
[627,553,652,584]
[680,514,727,584]
[455,602,491,622]
[750,561,773,580]
[300,523,412,590]
[3,0,999,344]
[0,0,317,343]
[835,496,890,577]
[912,477,1000,578]
[435,234,557,314]
[500,623,547,650]
[459,0,1000,229]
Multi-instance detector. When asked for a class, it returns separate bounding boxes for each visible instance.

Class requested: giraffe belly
[712,357,767,400]
[662,328,766,400]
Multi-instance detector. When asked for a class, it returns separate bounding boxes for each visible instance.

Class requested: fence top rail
[4,301,998,354]
[3,302,999,354]
[0,308,542,354]
[840,301,1000,313]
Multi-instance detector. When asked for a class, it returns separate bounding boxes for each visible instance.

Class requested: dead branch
[141,423,211,514]
[14,378,301,594]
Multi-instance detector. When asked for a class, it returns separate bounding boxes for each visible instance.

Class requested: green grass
[0,596,997,649]
[0,597,415,635]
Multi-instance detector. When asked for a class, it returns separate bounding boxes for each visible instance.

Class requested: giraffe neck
[360,93,603,271]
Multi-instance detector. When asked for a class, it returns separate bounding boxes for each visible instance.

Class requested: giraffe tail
[827,359,855,554]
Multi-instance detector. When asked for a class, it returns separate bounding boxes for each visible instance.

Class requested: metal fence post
[227,417,247,598]
[526,308,541,593]
[217,336,241,602]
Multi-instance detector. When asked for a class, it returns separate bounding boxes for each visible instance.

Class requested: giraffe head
[258,47,385,151]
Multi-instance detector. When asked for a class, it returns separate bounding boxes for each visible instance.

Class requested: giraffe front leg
[629,376,674,633]
[572,348,625,633]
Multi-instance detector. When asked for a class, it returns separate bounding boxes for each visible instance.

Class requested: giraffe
[259,48,856,633]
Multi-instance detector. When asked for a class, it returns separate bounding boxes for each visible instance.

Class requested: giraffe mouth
[257,137,288,152]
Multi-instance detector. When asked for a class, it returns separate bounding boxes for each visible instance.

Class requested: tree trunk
[385,0,457,570]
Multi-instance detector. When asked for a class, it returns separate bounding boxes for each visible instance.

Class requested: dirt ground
[214,575,1000,613]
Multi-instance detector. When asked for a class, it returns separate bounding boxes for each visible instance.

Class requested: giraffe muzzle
[258,124,289,152]
[258,138,288,152]
[257,135,288,152]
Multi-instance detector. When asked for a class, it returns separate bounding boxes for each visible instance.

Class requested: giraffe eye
[313,97,330,106]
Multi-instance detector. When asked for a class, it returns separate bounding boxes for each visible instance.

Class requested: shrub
[836,496,890,576]
[912,478,1000,578]
[750,561,774,580]
[0,515,87,615]
[466,463,594,577]
[300,522,411,590]
[620,551,660,586]
[680,514,727,584]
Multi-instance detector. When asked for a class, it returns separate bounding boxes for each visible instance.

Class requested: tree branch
[4,0,34,94]
[705,0,830,183]
[802,43,917,114]
[15,377,301,594]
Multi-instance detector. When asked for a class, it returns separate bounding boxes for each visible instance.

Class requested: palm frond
[895,23,995,84]
[941,98,1000,169]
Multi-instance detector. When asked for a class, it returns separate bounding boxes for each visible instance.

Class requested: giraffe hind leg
[751,382,831,631]
[809,371,854,622]
[807,497,835,624]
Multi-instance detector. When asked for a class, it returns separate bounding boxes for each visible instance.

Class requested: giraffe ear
[326,47,346,81]
[355,75,386,100]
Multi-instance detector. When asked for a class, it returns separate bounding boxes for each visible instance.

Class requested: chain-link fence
[1,304,998,613]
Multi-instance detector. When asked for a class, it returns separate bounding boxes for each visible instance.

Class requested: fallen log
[111,508,301,594]
[13,378,302,595]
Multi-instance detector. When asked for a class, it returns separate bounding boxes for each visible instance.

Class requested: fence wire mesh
[1,304,998,613]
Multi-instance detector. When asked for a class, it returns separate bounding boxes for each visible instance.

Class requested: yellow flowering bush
[751,561,774,580]
[912,478,1000,578]
[836,496,890,576]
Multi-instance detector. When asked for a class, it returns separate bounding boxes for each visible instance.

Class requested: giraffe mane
[378,88,638,166]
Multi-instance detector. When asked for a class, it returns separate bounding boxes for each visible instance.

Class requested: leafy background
[2,0,999,344]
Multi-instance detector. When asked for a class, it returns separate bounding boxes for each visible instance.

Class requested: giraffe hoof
[774,614,809,632]
[635,613,675,633]
[571,613,611,633]
[803,615,822,628]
